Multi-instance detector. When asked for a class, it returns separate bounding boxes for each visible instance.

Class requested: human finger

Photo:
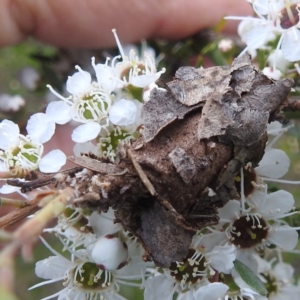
[0,0,251,47]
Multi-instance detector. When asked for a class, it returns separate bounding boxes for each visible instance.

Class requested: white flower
[18,66,40,91]
[253,121,300,186]
[256,260,300,300]
[226,0,300,65]
[97,124,137,161]
[46,30,163,147]
[0,94,25,112]
[46,66,112,143]
[111,29,165,89]
[144,239,236,300]
[31,252,118,300]
[262,67,282,80]
[31,236,145,300]
[0,116,65,180]
[267,50,291,72]
[215,184,299,251]
[218,39,234,52]
[92,58,120,93]
[241,122,299,192]
[43,206,96,249]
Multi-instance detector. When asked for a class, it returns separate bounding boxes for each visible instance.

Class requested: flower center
[98,127,136,161]
[75,90,111,122]
[73,262,112,290]
[120,63,146,83]
[169,249,207,290]
[279,3,300,29]
[226,214,268,248]
[1,138,41,171]
[261,273,278,297]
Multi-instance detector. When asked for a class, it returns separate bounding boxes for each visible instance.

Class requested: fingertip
[0,0,253,48]
[150,0,253,40]
[0,0,27,46]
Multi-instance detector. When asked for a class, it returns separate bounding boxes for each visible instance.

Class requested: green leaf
[233,259,267,296]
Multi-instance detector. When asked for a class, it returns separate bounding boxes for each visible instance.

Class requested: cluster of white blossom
[30,208,148,300]
[0,12,299,299]
[0,29,164,191]
[46,29,165,161]
[226,0,300,79]
[0,114,66,194]
[17,119,298,300]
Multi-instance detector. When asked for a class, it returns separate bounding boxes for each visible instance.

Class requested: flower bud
[91,235,128,270]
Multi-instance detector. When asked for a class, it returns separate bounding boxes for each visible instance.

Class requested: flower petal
[261,190,294,219]
[131,73,161,88]
[109,99,137,126]
[268,225,298,250]
[282,30,300,62]
[239,19,273,50]
[207,244,236,274]
[35,256,73,279]
[93,64,118,93]
[0,120,20,149]
[26,113,56,143]
[194,282,229,300]
[197,232,227,252]
[255,149,290,178]
[218,200,241,222]
[144,275,174,300]
[71,122,101,143]
[66,69,91,95]
[39,150,66,172]
[89,209,121,237]
[247,187,266,210]
[46,101,72,125]
[273,262,294,280]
